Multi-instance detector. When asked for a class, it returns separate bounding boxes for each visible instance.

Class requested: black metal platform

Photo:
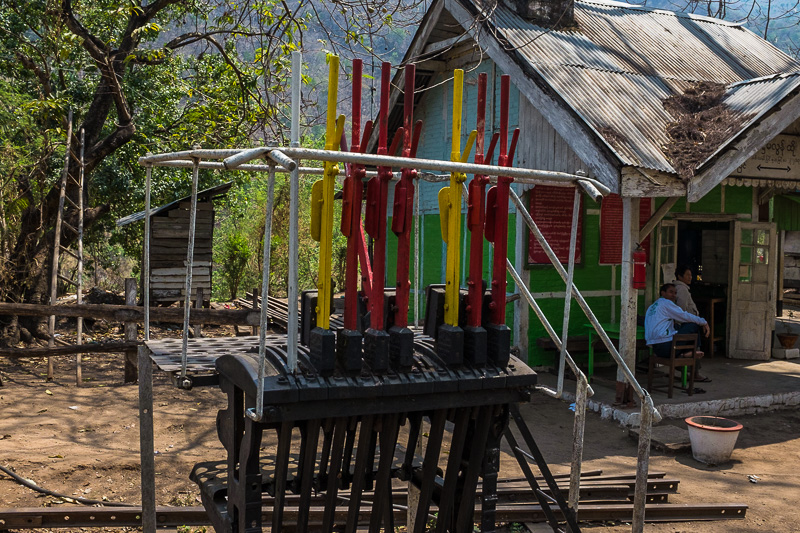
[189,332,537,533]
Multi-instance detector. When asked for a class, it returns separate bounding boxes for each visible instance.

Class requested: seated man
[645,283,711,382]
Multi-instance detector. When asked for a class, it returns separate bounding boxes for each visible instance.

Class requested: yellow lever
[315,54,340,329]
[443,69,469,327]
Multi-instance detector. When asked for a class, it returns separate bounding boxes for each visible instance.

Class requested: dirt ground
[1,333,798,532]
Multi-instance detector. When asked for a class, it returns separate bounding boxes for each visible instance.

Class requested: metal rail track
[0,502,747,529]
[0,471,743,530]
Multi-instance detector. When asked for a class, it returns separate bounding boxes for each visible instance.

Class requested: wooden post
[193,287,204,338]
[124,278,138,383]
[617,197,640,405]
[251,287,260,336]
[138,345,156,533]
[778,230,785,316]
[513,191,530,359]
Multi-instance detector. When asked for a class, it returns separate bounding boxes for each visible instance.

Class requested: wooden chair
[647,334,698,398]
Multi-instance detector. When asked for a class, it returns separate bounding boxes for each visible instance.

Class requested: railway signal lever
[338,58,374,374]
[464,72,500,367]
[436,68,477,366]
[484,74,520,367]
[389,64,423,370]
[363,62,404,373]
[308,54,345,376]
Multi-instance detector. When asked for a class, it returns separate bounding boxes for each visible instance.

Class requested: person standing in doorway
[673,264,699,316]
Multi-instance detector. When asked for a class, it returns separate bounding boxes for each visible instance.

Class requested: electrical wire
[0,464,135,507]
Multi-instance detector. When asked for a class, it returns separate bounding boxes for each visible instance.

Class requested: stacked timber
[150,199,214,303]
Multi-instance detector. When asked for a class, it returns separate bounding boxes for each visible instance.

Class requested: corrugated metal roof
[482,0,800,173]
[116,182,233,226]
[703,73,800,165]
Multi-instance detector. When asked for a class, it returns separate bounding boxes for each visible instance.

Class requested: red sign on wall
[599,195,652,264]
[528,185,583,264]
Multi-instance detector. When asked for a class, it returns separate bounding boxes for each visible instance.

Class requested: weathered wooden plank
[152,282,211,290]
[151,279,211,287]
[150,265,210,276]
[149,238,213,247]
[151,275,211,283]
[174,200,213,210]
[0,302,259,326]
[0,341,141,358]
[153,219,213,233]
[150,261,212,268]
[152,268,211,276]
[150,246,213,255]
[151,248,212,257]
[152,222,213,232]
[153,213,212,222]
[621,167,685,197]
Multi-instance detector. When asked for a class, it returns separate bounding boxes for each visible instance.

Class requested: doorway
[656,219,731,356]
[676,220,730,286]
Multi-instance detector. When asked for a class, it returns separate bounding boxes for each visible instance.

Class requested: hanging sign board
[528,185,583,265]
[599,195,652,264]
[733,134,800,180]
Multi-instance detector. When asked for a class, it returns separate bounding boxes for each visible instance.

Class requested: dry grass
[661,81,749,181]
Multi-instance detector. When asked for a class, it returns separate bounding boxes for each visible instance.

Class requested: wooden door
[727,221,777,359]
[654,219,677,300]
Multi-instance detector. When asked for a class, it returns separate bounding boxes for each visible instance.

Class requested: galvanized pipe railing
[178,155,200,389]
[510,187,659,533]
[139,148,609,198]
[506,259,592,512]
[510,188,656,413]
[143,162,152,341]
[287,50,302,372]
[250,163,277,421]
[557,187,581,398]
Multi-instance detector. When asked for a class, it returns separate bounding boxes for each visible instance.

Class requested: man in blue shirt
[645,283,710,382]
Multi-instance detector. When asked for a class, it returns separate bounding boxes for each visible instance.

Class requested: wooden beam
[0,302,260,326]
[0,341,140,358]
[638,197,678,243]
[621,167,685,197]
[422,34,471,55]
[758,186,776,204]
[417,58,447,71]
[688,89,800,202]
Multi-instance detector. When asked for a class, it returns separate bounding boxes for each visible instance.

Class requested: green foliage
[211,153,347,302]
[176,526,206,533]
[219,232,252,300]
[0,0,423,305]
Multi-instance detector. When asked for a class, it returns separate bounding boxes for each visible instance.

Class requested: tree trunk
[1,138,110,344]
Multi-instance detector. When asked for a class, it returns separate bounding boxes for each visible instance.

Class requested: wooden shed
[117,182,232,305]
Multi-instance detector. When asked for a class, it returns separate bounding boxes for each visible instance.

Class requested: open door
[654,219,678,300]
[728,221,777,359]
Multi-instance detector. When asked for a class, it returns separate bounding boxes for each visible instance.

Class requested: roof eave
[365,0,446,154]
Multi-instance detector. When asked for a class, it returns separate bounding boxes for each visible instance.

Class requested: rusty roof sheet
[482,0,800,173]
[116,181,233,226]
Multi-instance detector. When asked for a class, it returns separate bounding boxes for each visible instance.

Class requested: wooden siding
[149,200,214,302]
[517,97,592,177]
